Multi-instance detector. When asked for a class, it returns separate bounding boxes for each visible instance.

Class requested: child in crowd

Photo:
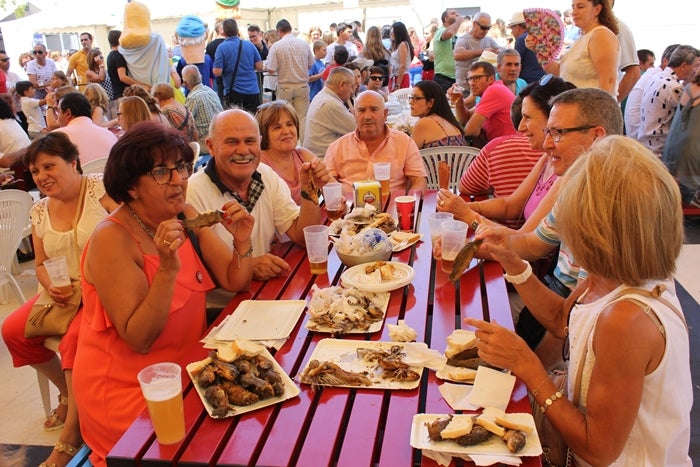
[366,66,388,101]
[309,40,327,102]
[16,80,47,139]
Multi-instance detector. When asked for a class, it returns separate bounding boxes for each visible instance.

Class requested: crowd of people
[0,3,696,466]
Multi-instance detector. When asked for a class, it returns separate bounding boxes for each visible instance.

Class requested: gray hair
[326,67,355,87]
[667,45,700,68]
[182,64,202,88]
[549,88,623,136]
[497,48,520,66]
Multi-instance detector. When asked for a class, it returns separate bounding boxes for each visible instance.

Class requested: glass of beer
[428,212,454,260]
[440,220,468,273]
[373,162,391,198]
[137,362,186,445]
[322,182,344,220]
[43,256,73,294]
[303,225,330,274]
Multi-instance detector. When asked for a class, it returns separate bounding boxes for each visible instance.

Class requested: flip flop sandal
[38,441,79,467]
[43,394,68,432]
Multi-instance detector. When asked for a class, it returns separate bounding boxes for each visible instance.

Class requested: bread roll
[495,415,534,434]
[445,329,477,358]
[475,413,505,437]
[440,415,474,439]
[446,367,477,382]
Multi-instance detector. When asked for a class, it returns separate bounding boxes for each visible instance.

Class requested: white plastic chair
[420,146,480,191]
[0,189,33,304]
[390,88,413,109]
[81,157,109,175]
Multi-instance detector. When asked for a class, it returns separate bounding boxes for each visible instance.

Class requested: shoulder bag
[25,177,87,338]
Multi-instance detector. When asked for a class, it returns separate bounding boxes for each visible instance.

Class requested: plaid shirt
[204,158,265,212]
[185,84,224,152]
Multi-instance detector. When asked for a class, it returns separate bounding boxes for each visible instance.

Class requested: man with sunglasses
[26,43,57,100]
[51,93,117,164]
[453,12,502,90]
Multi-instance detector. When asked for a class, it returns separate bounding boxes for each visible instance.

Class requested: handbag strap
[571,283,686,406]
[72,176,88,267]
[227,39,244,96]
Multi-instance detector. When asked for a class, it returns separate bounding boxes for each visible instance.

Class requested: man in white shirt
[266,19,315,141]
[324,23,359,64]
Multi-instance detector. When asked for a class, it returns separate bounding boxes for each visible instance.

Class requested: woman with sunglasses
[409,80,467,149]
[26,43,57,100]
[437,75,575,234]
[255,101,334,204]
[73,122,254,466]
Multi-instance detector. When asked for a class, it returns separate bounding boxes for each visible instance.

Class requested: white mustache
[228,155,256,164]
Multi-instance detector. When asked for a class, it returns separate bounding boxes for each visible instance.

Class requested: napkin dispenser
[354,180,382,212]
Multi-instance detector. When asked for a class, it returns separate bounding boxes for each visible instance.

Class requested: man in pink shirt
[52,93,117,164]
[324,90,427,195]
[451,61,516,146]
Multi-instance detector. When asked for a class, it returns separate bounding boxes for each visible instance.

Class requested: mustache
[228,154,256,164]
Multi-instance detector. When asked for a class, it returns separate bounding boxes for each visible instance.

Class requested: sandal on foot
[38,441,79,467]
[43,394,68,432]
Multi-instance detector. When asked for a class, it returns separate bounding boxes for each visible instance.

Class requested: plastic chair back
[420,146,480,191]
[81,157,109,175]
[0,189,34,303]
[390,88,413,109]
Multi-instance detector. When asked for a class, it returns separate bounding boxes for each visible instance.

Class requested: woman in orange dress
[73,121,254,466]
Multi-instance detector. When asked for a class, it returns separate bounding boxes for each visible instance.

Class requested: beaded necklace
[127,204,155,238]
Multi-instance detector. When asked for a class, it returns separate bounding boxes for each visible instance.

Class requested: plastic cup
[137,362,185,445]
[43,256,72,294]
[373,162,391,197]
[395,195,417,232]
[303,225,330,274]
[322,182,344,220]
[440,220,468,273]
[428,212,454,260]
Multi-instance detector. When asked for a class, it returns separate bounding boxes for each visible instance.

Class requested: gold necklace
[127,204,155,238]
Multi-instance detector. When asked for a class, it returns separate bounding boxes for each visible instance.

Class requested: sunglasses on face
[369,75,384,81]
[32,50,45,55]
[0,58,10,63]
[475,23,491,31]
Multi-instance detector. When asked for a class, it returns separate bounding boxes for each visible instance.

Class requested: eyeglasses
[148,161,193,185]
[466,74,488,82]
[475,23,491,31]
[408,95,426,101]
[538,74,554,86]
[32,50,45,55]
[0,58,10,63]
[543,125,596,142]
[369,75,384,81]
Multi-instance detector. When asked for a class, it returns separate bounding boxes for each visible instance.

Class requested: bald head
[182,64,202,88]
[210,108,259,138]
[356,90,385,110]
[354,90,388,140]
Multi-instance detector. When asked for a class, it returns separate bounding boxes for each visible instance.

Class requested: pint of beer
[137,362,186,445]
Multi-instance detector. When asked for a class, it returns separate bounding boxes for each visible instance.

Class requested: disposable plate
[215,300,306,341]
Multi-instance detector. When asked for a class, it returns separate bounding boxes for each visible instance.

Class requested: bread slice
[440,415,474,439]
[445,329,477,358]
[495,415,534,434]
[391,231,420,245]
[475,413,505,437]
[446,367,477,382]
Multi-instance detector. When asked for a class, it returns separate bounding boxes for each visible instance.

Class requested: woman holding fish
[72,121,254,466]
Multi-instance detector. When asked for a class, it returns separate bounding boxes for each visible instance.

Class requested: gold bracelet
[540,391,564,414]
[475,201,482,214]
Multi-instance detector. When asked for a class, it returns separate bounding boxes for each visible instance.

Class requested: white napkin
[401,342,447,370]
[468,366,516,411]
[438,382,480,411]
[200,316,286,351]
[422,450,521,466]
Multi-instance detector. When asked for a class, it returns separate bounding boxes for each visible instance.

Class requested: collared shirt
[639,66,684,156]
[474,80,517,141]
[213,36,262,95]
[625,66,663,141]
[324,126,427,194]
[202,158,265,212]
[303,86,356,158]
[52,116,117,163]
[185,83,223,152]
[187,161,300,256]
[68,49,89,85]
[266,34,315,85]
[324,41,359,65]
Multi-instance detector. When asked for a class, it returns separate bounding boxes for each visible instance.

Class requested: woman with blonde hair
[151,82,198,142]
[469,136,690,465]
[83,83,116,128]
[123,85,169,127]
[116,96,151,131]
[359,26,391,89]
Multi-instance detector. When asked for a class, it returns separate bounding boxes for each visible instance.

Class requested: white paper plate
[390,232,423,252]
[298,338,423,390]
[305,290,390,334]
[340,262,415,293]
[186,350,300,419]
[410,413,543,457]
[215,300,306,341]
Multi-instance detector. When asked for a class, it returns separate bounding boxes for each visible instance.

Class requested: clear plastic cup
[137,362,185,445]
[440,220,468,273]
[373,162,391,197]
[322,182,344,220]
[428,212,454,260]
[303,225,330,274]
[43,256,72,294]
